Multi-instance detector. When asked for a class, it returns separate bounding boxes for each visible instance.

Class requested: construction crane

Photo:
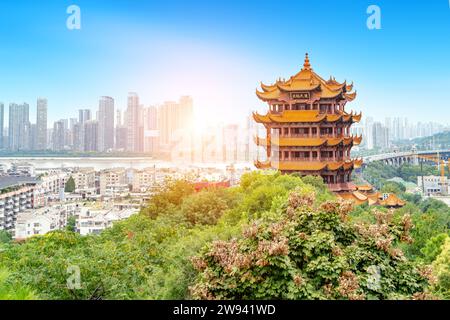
[417,153,449,195]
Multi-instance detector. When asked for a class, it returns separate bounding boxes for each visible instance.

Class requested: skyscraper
[0,103,4,149]
[365,116,374,150]
[8,103,30,151]
[79,109,91,124]
[52,120,65,151]
[143,106,158,154]
[157,96,194,148]
[115,109,127,151]
[36,98,48,150]
[372,122,389,150]
[77,109,92,151]
[126,92,141,152]
[98,96,115,152]
[72,122,83,151]
[84,120,99,152]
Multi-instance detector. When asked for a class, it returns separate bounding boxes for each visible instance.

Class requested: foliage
[141,179,195,218]
[179,188,233,226]
[363,162,438,189]
[432,237,450,299]
[381,181,406,194]
[66,216,77,232]
[0,269,38,300]
[0,230,12,244]
[190,189,432,300]
[1,170,448,300]
[421,233,448,264]
[65,176,76,193]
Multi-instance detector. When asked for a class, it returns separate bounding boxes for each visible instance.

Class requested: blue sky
[0,0,449,126]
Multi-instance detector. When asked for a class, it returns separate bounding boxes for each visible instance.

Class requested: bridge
[362,150,450,167]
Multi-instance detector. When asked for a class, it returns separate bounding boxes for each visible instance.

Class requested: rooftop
[0,176,40,190]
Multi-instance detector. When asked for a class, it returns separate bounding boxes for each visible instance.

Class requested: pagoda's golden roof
[254,159,360,172]
[254,135,363,147]
[339,191,368,205]
[356,185,373,192]
[256,53,357,102]
[253,110,362,124]
[337,191,405,208]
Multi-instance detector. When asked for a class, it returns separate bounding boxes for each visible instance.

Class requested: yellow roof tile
[256,54,356,102]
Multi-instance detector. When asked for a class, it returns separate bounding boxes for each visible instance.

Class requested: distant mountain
[395,131,450,151]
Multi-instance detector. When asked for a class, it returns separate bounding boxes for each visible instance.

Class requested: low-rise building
[72,168,96,192]
[99,168,127,196]
[14,204,79,239]
[417,175,449,196]
[77,208,137,235]
[33,171,69,207]
[131,168,156,192]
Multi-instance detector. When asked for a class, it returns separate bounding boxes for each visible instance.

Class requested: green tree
[180,189,231,226]
[432,237,450,299]
[421,233,448,264]
[191,188,433,300]
[66,216,77,232]
[381,181,406,195]
[0,230,12,244]
[141,179,195,219]
[0,269,38,300]
[402,204,450,260]
[65,176,76,193]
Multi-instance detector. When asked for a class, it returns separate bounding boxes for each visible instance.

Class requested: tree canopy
[0,171,448,300]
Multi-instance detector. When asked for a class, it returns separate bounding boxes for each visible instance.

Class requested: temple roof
[256,53,357,102]
[338,191,405,208]
[254,135,363,147]
[253,110,362,124]
[254,159,362,171]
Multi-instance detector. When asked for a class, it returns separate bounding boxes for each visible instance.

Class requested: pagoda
[253,53,363,192]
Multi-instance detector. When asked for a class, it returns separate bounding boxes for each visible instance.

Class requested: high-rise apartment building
[0,103,4,149]
[143,106,158,154]
[36,98,48,150]
[52,120,65,151]
[364,116,374,150]
[76,109,92,151]
[8,103,30,151]
[373,122,389,150]
[126,93,142,152]
[98,96,115,152]
[157,96,194,148]
[115,109,127,150]
[79,109,91,124]
[84,120,99,152]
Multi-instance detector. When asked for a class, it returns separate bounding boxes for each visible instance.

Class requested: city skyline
[1,93,449,155]
[1,1,450,126]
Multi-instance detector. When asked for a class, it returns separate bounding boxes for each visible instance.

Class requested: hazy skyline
[1,0,450,126]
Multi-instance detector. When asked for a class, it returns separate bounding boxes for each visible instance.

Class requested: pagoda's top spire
[303,53,311,70]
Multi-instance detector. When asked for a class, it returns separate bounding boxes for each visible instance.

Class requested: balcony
[284,157,314,162]
[323,133,349,138]
[288,133,311,138]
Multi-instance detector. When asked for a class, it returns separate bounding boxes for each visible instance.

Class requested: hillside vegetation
[0,172,449,300]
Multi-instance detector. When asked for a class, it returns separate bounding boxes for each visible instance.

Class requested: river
[0,157,253,171]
